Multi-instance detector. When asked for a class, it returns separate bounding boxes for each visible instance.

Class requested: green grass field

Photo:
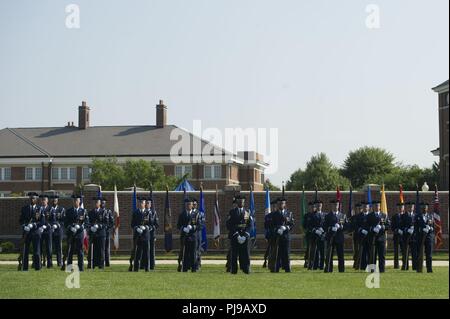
[0,264,448,299]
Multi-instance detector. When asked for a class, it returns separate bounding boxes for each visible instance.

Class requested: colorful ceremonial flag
[199,186,208,252]
[164,187,173,252]
[112,184,120,250]
[381,184,388,215]
[433,185,443,249]
[213,186,221,248]
[336,185,342,211]
[132,185,137,211]
[264,188,271,215]
[399,184,405,205]
[249,186,256,240]
[347,186,353,218]
[80,189,89,253]
[367,185,372,206]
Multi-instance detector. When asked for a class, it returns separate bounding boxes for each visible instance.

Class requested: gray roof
[0,125,232,158]
[432,80,449,92]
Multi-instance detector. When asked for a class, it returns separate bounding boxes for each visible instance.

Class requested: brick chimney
[156,99,167,128]
[78,101,90,129]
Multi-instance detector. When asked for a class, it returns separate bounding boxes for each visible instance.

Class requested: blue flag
[199,188,207,252]
[367,185,372,207]
[132,185,137,211]
[249,188,256,239]
[264,188,271,215]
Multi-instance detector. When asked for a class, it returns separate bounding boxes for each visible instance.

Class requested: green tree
[383,163,439,191]
[264,179,281,191]
[90,158,179,191]
[341,147,395,189]
[286,153,350,191]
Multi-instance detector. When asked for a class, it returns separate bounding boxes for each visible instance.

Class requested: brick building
[432,80,449,191]
[0,189,447,253]
[0,100,268,196]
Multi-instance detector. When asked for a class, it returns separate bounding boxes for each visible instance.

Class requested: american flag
[433,185,443,250]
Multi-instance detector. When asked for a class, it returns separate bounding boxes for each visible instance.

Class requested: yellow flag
[381,184,388,216]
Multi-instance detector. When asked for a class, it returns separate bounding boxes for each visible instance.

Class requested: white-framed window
[204,165,222,179]
[52,167,76,181]
[82,167,92,181]
[175,165,192,178]
[25,167,42,181]
[0,191,11,198]
[0,167,11,181]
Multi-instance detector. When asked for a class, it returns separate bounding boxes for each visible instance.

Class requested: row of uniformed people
[18,193,114,271]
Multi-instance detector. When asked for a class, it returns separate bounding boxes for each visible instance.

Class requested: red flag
[83,229,89,253]
[433,185,443,250]
[399,184,404,204]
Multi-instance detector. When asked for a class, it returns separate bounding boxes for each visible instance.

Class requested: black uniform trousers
[308,236,324,270]
[22,232,42,271]
[274,236,291,272]
[104,230,111,267]
[88,234,106,269]
[67,233,84,271]
[41,230,53,267]
[325,239,345,273]
[181,236,198,272]
[368,237,386,273]
[402,235,417,270]
[133,233,150,272]
[352,233,359,269]
[230,236,250,274]
[416,234,434,273]
[358,237,370,271]
[392,234,403,269]
[52,227,64,267]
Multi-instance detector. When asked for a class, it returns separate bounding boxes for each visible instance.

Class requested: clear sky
[0,0,448,186]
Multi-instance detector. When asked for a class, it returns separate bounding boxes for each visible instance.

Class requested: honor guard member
[131,197,151,272]
[401,202,417,271]
[39,194,54,268]
[262,199,277,268]
[62,194,88,272]
[324,199,348,273]
[391,202,405,269]
[145,197,159,270]
[415,202,435,273]
[302,201,316,269]
[18,192,42,271]
[177,197,201,272]
[366,201,390,273]
[307,200,326,270]
[267,197,294,272]
[101,198,114,267]
[87,197,108,269]
[351,203,363,269]
[50,195,65,267]
[225,196,238,272]
[226,194,252,274]
[355,202,371,270]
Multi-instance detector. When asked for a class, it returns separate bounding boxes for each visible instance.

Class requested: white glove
[373,225,381,233]
[237,236,246,244]
[42,225,47,230]
[335,223,340,229]
[423,227,429,234]
[24,226,30,232]
[277,228,284,235]
[315,229,323,236]
[397,229,403,235]
[331,226,337,232]
[136,227,143,234]
[407,227,414,235]
[27,223,33,229]
[183,227,190,234]
[74,224,80,230]
[281,226,287,231]
[140,225,146,231]
[361,229,368,236]
[38,227,44,234]
[90,226,97,233]
[187,225,193,231]
[70,226,77,234]
[52,224,58,230]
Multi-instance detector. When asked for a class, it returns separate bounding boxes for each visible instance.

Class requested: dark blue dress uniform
[131,208,151,272]
[307,209,326,270]
[400,207,417,271]
[355,210,370,270]
[19,202,43,271]
[323,209,349,273]
[390,208,404,269]
[267,207,294,272]
[87,206,108,269]
[226,205,252,274]
[63,205,88,271]
[415,207,435,273]
[50,202,65,267]
[39,203,54,268]
[366,208,390,273]
[302,206,315,268]
[177,208,201,272]
[103,205,114,267]
[146,208,159,270]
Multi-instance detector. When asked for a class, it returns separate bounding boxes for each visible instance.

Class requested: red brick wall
[1,190,448,253]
